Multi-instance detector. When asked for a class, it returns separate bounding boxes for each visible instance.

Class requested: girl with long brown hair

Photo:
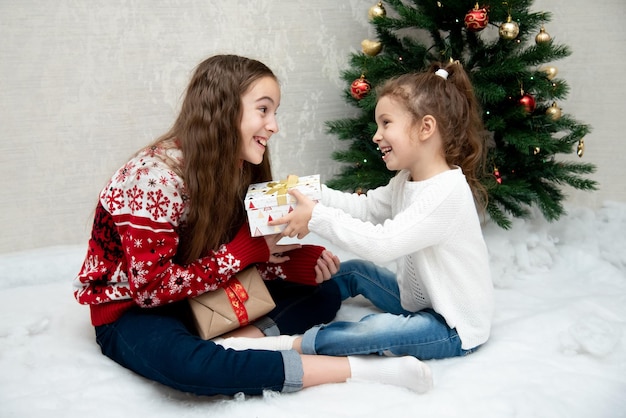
[73,54,433,396]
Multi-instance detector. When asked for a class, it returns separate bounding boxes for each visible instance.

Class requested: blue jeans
[95,279,340,396]
[301,260,473,360]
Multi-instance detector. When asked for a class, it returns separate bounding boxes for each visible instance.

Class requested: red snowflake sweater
[74,145,326,326]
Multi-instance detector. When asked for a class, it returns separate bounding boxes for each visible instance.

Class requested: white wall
[1,0,624,253]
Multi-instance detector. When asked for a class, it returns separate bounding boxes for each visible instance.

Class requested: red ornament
[493,166,502,184]
[519,93,536,113]
[464,3,489,32]
[350,75,371,100]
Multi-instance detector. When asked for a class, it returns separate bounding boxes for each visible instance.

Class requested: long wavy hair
[150,55,275,264]
[376,61,488,211]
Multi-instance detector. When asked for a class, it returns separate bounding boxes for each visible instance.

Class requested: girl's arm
[114,208,271,307]
[271,182,394,239]
[285,175,464,265]
[313,186,466,264]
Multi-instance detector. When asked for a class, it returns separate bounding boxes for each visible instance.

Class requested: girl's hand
[263,233,301,264]
[313,250,341,283]
[269,189,315,239]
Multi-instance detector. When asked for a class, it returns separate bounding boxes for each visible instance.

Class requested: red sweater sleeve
[117,215,269,307]
[256,245,326,286]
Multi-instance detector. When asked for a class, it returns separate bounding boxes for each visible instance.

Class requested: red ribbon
[224,278,249,326]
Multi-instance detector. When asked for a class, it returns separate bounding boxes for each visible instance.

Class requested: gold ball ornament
[361,39,382,56]
[535,25,551,44]
[499,15,520,40]
[546,102,562,121]
[542,66,558,80]
[368,2,386,20]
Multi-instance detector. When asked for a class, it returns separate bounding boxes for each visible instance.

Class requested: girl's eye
[259,107,268,113]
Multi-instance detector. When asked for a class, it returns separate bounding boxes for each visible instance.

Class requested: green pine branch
[325,0,597,228]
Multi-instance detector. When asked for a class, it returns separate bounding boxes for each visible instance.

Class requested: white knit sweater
[310,168,493,350]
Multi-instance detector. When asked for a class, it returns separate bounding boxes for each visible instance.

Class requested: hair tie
[434,68,449,80]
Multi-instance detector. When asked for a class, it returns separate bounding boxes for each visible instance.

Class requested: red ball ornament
[464,3,489,32]
[519,93,536,113]
[350,75,371,100]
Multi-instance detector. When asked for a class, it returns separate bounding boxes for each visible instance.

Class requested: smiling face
[239,76,281,165]
[373,95,449,181]
[373,95,420,173]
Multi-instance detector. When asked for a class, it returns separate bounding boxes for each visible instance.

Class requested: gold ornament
[535,25,551,44]
[541,66,558,80]
[577,139,585,157]
[546,102,562,121]
[361,39,382,56]
[368,2,386,20]
[533,147,541,155]
[499,15,519,40]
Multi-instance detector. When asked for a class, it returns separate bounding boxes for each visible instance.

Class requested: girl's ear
[419,115,437,141]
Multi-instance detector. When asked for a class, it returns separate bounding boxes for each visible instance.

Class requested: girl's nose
[267,115,279,134]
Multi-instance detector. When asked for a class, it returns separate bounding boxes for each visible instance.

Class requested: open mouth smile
[255,137,267,148]
[380,146,392,160]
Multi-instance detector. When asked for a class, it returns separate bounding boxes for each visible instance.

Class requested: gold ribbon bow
[265,174,298,205]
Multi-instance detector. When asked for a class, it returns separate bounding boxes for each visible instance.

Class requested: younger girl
[263,61,494,362]
[73,54,433,396]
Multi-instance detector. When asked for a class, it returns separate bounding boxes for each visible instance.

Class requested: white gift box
[244,174,321,237]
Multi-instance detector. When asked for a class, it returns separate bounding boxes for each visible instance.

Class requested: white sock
[212,335,298,351]
[347,355,433,393]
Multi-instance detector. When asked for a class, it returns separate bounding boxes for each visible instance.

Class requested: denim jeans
[95,279,341,396]
[301,260,473,360]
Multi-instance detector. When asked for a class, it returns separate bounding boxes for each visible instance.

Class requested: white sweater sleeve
[319,182,394,225]
[310,173,459,264]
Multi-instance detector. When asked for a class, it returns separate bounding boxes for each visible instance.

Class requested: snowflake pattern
[146,189,170,220]
[170,201,183,224]
[217,252,241,275]
[105,187,125,212]
[137,291,160,307]
[135,166,149,180]
[168,270,193,293]
[126,185,144,212]
[260,264,287,280]
[130,257,148,285]
[115,161,136,183]
[145,145,159,157]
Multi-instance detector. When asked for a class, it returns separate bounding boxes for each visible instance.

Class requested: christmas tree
[326,0,597,228]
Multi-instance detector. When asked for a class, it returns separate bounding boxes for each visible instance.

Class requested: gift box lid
[244,174,320,210]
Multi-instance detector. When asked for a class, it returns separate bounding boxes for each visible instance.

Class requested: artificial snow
[1,202,625,418]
